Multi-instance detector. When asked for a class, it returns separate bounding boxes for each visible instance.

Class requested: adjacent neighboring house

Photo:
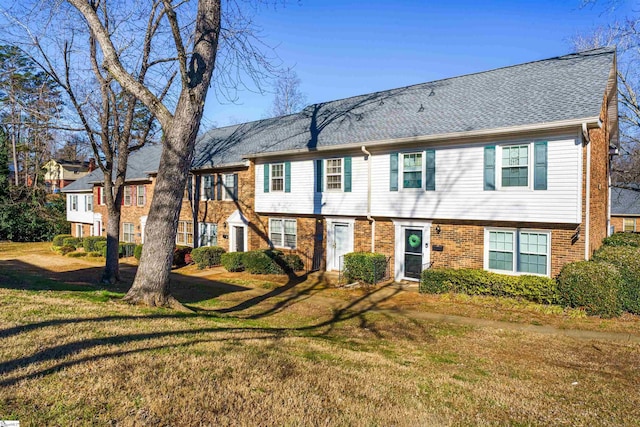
[63,48,619,280]
[60,172,96,238]
[42,158,96,193]
[610,187,640,233]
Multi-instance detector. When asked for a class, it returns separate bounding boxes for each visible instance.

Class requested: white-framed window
[123,223,135,243]
[176,220,194,246]
[623,218,637,232]
[326,158,342,191]
[85,195,93,211]
[124,186,132,206]
[76,223,83,237]
[402,152,423,189]
[270,163,284,192]
[269,218,297,249]
[70,195,78,211]
[199,222,218,247]
[202,175,215,200]
[500,144,529,188]
[137,185,146,206]
[100,187,106,205]
[485,228,550,276]
[222,173,238,201]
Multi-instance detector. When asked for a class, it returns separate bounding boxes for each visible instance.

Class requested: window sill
[485,268,549,278]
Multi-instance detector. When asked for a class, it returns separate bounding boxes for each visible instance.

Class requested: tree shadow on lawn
[0,276,413,388]
[0,259,249,305]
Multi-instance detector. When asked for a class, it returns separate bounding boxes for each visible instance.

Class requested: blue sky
[202,0,632,128]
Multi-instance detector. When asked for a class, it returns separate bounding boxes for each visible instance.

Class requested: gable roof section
[60,171,96,193]
[611,187,640,216]
[193,47,615,168]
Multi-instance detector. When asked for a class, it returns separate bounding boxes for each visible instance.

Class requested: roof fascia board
[244,117,600,160]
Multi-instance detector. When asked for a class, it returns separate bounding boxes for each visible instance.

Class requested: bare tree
[270,68,306,117]
[572,13,640,187]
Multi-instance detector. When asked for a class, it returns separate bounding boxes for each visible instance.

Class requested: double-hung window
[124,186,132,206]
[176,221,194,246]
[100,187,106,205]
[199,222,218,247]
[269,218,297,249]
[403,153,423,189]
[136,185,146,206]
[222,173,238,200]
[270,163,284,192]
[123,223,135,243]
[85,195,93,211]
[202,175,214,200]
[70,195,78,211]
[326,159,342,191]
[501,145,529,187]
[486,228,550,276]
[623,218,637,232]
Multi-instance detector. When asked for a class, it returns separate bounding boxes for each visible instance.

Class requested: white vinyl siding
[485,228,550,276]
[255,159,367,216]
[66,193,94,224]
[370,136,582,223]
[269,218,297,249]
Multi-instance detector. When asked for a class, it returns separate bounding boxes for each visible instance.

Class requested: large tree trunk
[102,206,121,284]
[124,0,221,308]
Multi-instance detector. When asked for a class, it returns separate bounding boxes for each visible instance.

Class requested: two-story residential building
[63,48,618,280]
[610,186,640,232]
[43,158,96,193]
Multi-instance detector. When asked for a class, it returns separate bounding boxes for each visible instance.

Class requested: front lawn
[0,242,639,425]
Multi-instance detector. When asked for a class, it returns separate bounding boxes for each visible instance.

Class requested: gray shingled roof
[193,48,614,168]
[611,187,640,216]
[60,171,96,193]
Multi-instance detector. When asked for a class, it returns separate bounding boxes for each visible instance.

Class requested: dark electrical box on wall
[432,245,444,252]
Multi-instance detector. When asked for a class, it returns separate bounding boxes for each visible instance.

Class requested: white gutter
[583,122,591,260]
[245,117,601,159]
[361,145,375,252]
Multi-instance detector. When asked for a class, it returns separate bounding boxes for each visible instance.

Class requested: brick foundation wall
[361,219,585,278]
[70,222,92,238]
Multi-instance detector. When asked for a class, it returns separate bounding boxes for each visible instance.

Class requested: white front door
[326,218,354,271]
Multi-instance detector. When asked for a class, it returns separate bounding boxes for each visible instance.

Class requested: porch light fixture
[435,225,441,234]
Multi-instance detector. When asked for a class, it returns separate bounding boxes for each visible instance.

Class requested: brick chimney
[88,158,96,172]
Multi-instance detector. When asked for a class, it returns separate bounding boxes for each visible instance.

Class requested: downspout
[582,123,591,260]
[361,146,375,252]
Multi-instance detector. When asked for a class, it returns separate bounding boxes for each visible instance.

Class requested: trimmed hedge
[87,251,102,258]
[343,252,387,284]
[94,240,107,254]
[221,252,245,272]
[53,234,72,247]
[83,236,106,252]
[420,268,558,304]
[191,246,226,269]
[592,246,640,315]
[602,232,640,248]
[62,237,82,249]
[221,250,304,274]
[134,244,143,261]
[557,261,623,318]
[173,246,192,266]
